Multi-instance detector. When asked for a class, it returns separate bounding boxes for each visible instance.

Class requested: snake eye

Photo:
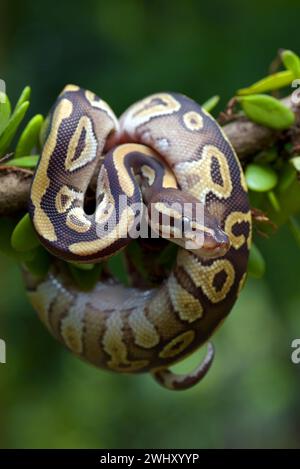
[181,217,191,234]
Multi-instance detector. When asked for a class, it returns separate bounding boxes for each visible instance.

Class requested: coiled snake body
[26,85,251,390]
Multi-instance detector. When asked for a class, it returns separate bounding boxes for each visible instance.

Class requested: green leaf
[24,246,51,277]
[290,156,300,171]
[126,241,148,280]
[107,251,129,286]
[39,115,50,146]
[278,162,297,193]
[239,94,295,130]
[0,217,36,262]
[14,86,31,111]
[7,155,39,168]
[202,95,220,113]
[0,93,11,135]
[237,70,294,95]
[69,262,95,271]
[267,190,280,212]
[68,263,102,291]
[248,243,266,278]
[281,49,300,78]
[288,216,300,247]
[15,114,44,158]
[157,242,178,268]
[245,164,278,192]
[11,213,40,252]
[0,101,30,155]
[254,148,278,164]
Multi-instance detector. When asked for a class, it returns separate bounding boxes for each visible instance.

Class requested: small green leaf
[281,49,300,78]
[0,93,11,135]
[238,70,294,95]
[245,163,278,192]
[126,241,148,280]
[14,86,31,111]
[254,148,278,164]
[288,216,300,247]
[39,115,50,146]
[239,94,295,130]
[267,190,280,212]
[248,243,266,278]
[11,213,40,252]
[202,95,220,113]
[290,156,300,171]
[69,262,95,271]
[68,263,102,291]
[107,251,129,286]
[278,162,297,193]
[0,101,30,155]
[15,114,44,158]
[157,242,178,268]
[24,246,51,277]
[0,217,36,262]
[7,155,39,168]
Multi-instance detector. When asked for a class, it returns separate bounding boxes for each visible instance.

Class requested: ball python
[25,85,251,390]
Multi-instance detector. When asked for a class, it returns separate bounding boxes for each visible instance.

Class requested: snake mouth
[183,227,230,259]
[204,226,231,256]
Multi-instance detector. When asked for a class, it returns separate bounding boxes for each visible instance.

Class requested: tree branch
[223,95,300,159]
[0,166,33,216]
[0,94,299,216]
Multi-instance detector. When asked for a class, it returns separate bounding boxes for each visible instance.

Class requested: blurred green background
[1,0,300,449]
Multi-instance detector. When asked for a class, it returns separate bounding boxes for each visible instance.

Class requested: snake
[25,85,251,390]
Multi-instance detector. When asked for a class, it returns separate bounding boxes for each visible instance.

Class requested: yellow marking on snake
[159,330,195,359]
[224,211,252,249]
[95,167,115,225]
[31,98,73,241]
[168,274,203,323]
[122,93,181,132]
[60,301,86,354]
[237,272,247,296]
[190,221,215,236]
[154,202,182,220]
[55,185,83,214]
[176,144,233,202]
[85,89,119,129]
[128,309,160,349]
[178,250,235,303]
[236,158,248,192]
[27,281,58,329]
[183,111,203,131]
[69,207,135,256]
[62,84,80,92]
[103,311,149,371]
[66,207,92,233]
[112,144,159,197]
[162,170,177,188]
[65,115,98,172]
[141,165,155,185]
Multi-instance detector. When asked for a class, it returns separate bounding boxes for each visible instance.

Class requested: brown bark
[223,95,299,159]
[0,166,33,216]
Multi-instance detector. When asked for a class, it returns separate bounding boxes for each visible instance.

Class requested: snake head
[148,188,230,259]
